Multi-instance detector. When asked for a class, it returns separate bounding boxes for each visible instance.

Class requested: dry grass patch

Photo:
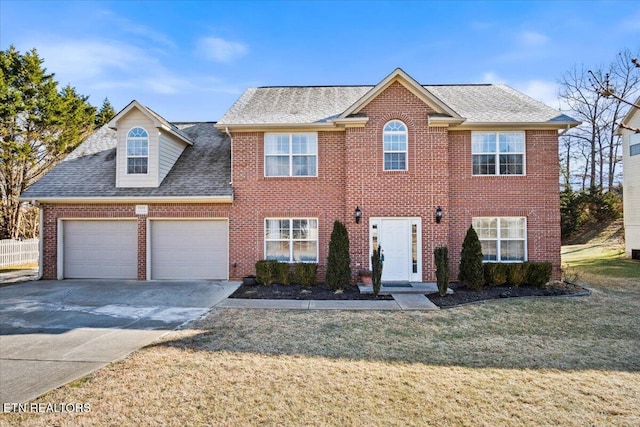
[2,247,639,426]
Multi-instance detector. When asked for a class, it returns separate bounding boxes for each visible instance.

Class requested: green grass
[562,244,640,279]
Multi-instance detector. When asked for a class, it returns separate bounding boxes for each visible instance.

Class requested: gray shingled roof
[21,123,231,199]
[217,86,371,125]
[217,84,576,125]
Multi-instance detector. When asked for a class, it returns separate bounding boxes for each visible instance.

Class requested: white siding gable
[622,108,640,256]
[159,132,188,184]
[116,109,158,188]
[114,106,188,188]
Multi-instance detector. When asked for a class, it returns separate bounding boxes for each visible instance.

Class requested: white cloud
[196,37,248,63]
[514,80,563,109]
[519,30,549,47]
[34,38,191,95]
[481,72,506,84]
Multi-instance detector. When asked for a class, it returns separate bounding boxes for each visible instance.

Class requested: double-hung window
[265,133,317,177]
[472,131,525,175]
[126,127,149,174]
[473,217,527,262]
[383,120,408,171]
[265,218,318,262]
[630,134,640,156]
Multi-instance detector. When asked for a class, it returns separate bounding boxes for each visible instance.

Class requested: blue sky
[1,0,639,121]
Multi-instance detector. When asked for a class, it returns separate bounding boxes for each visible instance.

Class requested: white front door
[370,218,421,282]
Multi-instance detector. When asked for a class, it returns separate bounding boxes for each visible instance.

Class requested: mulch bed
[229,281,589,306]
[427,281,589,308]
[229,283,394,300]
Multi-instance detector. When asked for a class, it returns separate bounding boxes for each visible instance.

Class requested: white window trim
[383,120,408,171]
[471,131,526,176]
[264,133,318,177]
[264,218,319,263]
[473,217,528,263]
[126,126,149,175]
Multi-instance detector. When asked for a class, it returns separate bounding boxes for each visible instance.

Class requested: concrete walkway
[216,292,439,311]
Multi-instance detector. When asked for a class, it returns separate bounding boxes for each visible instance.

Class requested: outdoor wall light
[355,206,362,224]
[436,206,443,224]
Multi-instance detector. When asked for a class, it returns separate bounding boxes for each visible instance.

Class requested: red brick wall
[228,131,346,281]
[344,81,450,281]
[448,129,562,279]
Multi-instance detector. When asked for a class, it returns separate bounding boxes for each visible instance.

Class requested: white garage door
[63,220,138,279]
[150,220,228,280]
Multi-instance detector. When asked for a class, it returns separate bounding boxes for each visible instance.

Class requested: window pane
[630,143,640,156]
[499,132,524,153]
[472,154,496,175]
[384,120,406,132]
[481,241,497,261]
[128,127,148,138]
[265,156,289,176]
[293,219,317,239]
[293,241,317,262]
[499,154,523,175]
[472,133,496,153]
[292,134,316,154]
[127,158,148,174]
[500,218,525,239]
[265,135,290,155]
[266,241,290,261]
[473,218,498,238]
[265,219,290,239]
[384,152,406,170]
[292,156,316,176]
[501,241,525,261]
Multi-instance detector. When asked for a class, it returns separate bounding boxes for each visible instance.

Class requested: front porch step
[358,282,453,295]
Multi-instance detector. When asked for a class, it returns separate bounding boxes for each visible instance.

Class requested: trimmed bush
[255,260,277,285]
[508,263,528,287]
[484,263,509,287]
[273,261,291,285]
[295,263,318,287]
[326,221,351,290]
[371,245,383,297]
[459,225,484,289]
[526,262,552,288]
[434,246,449,297]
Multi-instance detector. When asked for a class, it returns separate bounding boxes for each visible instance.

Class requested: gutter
[225,127,233,185]
[18,195,234,204]
[37,203,43,280]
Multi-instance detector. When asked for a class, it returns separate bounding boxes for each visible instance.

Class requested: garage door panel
[151,220,228,280]
[63,221,137,279]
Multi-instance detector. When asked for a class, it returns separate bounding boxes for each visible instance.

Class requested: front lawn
[2,245,638,426]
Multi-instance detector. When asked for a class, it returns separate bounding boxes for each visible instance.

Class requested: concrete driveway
[0,279,239,404]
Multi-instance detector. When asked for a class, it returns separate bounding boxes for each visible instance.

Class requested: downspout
[225,127,233,186]
[559,124,571,136]
[33,200,43,280]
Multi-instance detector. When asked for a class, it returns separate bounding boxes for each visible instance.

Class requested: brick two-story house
[21,68,579,282]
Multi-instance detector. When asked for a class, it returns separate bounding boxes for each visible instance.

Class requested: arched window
[383,120,407,171]
[126,127,149,174]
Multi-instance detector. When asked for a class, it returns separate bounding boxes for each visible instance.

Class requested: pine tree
[95,98,115,128]
[458,225,484,289]
[326,220,351,290]
[0,46,95,239]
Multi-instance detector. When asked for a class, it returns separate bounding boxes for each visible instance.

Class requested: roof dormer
[108,100,193,188]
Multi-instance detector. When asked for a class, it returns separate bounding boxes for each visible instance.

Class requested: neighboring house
[617,96,640,260]
[21,68,579,281]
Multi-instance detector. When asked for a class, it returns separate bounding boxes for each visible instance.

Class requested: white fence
[0,239,39,267]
